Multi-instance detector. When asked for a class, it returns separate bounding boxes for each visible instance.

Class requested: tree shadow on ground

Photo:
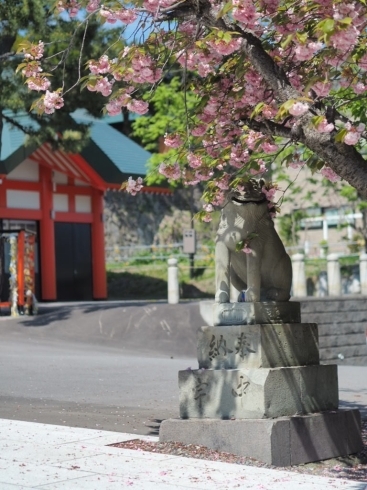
[1,306,72,327]
[107,271,213,300]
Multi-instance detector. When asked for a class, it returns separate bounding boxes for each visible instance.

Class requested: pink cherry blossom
[294,42,322,61]
[143,0,176,12]
[316,118,334,133]
[242,244,252,254]
[320,166,340,182]
[354,82,366,94]
[216,174,230,190]
[42,91,64,114]
[195,168,214,181]
[106,99,122,116]
[344,121,364,145]
[330,25,359,51]
[57,0,80,17]
[262,186,276,201]
[359,53,367,70]
[117,92,132,106]
[207,38,242,56]
[344,131,360,145]
[22,62,42,78]
[23,41,44,60]
[212,190,226,206]
[250,159,266,175]
[202,213,212,222]
[26,76,51,91]
[187,153,203,169]
[86,0,100,12]
[312,81,331,97]
[127,99,149,115]
[88,77,114,96]
[191,124,208,137]
[88,55,111,75]
[115,9,137,24]
[164,133,183,148]
[262,105,277,118]
[158,162,181,180]
[262,141,278,153]
[126,176,144,195]
[99,8,117,23]
[289,101,309,116]
[246,131,262,150]
[232,0,260,28]
[203,203,213,212]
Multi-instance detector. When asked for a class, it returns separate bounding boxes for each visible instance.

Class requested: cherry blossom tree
[17,0,367,221]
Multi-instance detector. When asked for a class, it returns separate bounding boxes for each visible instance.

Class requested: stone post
[291,253,306,297]
[359,253,367,295]
[327,253,341,296]
[167,258,179,304]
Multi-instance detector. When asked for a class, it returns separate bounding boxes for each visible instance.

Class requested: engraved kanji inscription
[231,375,250,398]
[193,378,208,407]
[209,334,233,360]
[234,332,256,358]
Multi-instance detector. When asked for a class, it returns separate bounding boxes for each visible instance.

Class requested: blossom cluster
[125,176,144,195]
[344,123,365,146]
[17,41,64,114]
[85,51,165,115]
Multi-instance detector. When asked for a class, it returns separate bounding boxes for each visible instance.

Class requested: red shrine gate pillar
[39,166,57,300]
[91,188,107,299]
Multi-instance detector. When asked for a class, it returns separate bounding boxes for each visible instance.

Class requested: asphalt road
[0,302,366,436]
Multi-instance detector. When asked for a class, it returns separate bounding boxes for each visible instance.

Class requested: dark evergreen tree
[0,0,123,154]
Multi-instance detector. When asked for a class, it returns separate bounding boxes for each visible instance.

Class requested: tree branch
[242,118,292,139]
[161,0,367,197]
[1,112,37,136]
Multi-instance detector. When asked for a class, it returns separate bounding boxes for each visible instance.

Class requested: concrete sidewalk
[0,419,365,490]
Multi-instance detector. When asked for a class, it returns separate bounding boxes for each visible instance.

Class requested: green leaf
[316,18,335,34]
[216,1,233,19]
[338,17,353,25]
[235,240,245,252]
[335,128,348,142]
[280,34,294,49]
[15,63,27,74]
[250,102,265,119]
[311,115,325,128]
[282,99,296,110]
[296,32,308,44]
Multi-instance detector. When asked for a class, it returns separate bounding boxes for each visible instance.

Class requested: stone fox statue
[215,179,292,303]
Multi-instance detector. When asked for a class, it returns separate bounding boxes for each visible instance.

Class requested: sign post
[183,229,196,279]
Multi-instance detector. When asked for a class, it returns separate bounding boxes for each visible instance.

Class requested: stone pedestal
[179,364,338,419]
[197,323,319,369]
[212,301,301,326]
[160,410,363,466]
[159,303,363,466]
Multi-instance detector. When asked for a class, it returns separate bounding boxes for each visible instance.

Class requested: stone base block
[211,301,301,326]
[179,365,338,419]
[160,410,363,466]
[198,323,319,369]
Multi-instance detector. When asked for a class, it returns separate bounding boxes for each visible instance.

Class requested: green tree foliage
[131,76,196,185]
[277,210,306,248]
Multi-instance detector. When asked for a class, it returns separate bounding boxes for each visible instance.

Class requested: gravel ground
[111,419,367,482]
